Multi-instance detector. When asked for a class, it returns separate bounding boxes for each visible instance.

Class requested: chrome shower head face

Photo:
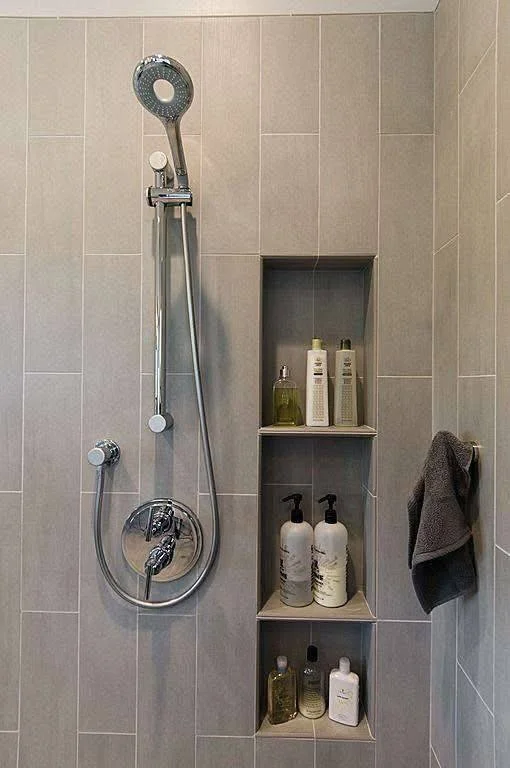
[133,54,193,124]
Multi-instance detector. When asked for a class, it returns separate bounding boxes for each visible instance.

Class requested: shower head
[133,54,194,190]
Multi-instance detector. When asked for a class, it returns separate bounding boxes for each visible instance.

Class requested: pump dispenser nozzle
[281,493,304,523]
[318,494,337,524]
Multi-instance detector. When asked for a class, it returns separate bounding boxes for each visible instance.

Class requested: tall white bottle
[306,338,329,427]
[279,493,313,607]
[334,339,358,427]
[312,494,348,607]
[328,657,359,726]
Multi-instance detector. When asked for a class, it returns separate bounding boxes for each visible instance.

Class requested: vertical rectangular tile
[0,19,26,254]
[23,374,81,611]
[377,377,432,620]
[200,254,259,494]
[457,376,495,707]
[79,493,137,734]
[376,621,431,768]
[143,18,202,136]
[495,548,510,768]
[433,237,458,434]
[435,0,459,250]
[261,134,318,256]
[82,254,140,493]
[459,0,497,89]
[316,741,375,768]
[201,18,259,254]
[29,19,85,136]
[261,16,319,134]
[137,614,196,768]
[197,495,257,735]
[431,601,457,768]
[85,19,142,254]
[379,135,433,376]
[78,734,135,768]
[256,739,314,767]
[459,47,495,375]
[26,137,83,372]
[0,256,23,491]
[0,733,18,768]
[197,737,254,768]
[19,613,77,768]
[498,0,510,198]
[456,666,495,767]
[381,13,434,134]
[320,15,378,255]
[0,494,20,730]
[496,195,510,550]
[364,490,376,613]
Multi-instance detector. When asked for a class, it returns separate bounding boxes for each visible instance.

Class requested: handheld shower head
[133,54,194,190]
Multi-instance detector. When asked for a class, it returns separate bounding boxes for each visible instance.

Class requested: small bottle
[298,645,326,719]
[312,494,348,607]
[305,338,329,427]
[328,657,359,726]
[280,494,313,607]
[273,364,299,426]
[267,655,297,725]
[334,339,358,427]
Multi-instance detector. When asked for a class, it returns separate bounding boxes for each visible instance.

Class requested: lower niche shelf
[257,590,376,622]
[257,710,374,741]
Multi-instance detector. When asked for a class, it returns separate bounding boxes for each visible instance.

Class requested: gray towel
[408,430,477,614]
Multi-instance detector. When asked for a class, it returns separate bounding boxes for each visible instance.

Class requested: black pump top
[281,493,304,523]
[318,494,337,524]
[307,644,318,663]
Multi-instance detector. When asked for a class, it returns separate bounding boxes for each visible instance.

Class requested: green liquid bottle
[273,365,299,426]
[267,655,297,725]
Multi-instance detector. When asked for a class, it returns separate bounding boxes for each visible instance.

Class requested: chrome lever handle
[144,565,154,601]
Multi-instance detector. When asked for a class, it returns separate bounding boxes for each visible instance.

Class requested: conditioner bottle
[280,494,313,607]
[334,339,358,427]
[312,494,348,607]
[306,338,329,427]
[328,657,359,726]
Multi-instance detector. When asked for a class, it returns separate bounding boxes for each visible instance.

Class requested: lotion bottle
[298,645,326,719]
[333,339,358,427]
[280,493,313,607]
[306,338,329,427]
[267,655,297,725]
[328,657,359,726]
[312,494,348,607]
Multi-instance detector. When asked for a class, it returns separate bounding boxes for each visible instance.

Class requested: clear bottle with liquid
[273,365,299,426]
[298,645,326,719]
[267,655,297,725]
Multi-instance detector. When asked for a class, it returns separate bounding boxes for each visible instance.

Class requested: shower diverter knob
[149,151,169,171]
[87,439,120,467]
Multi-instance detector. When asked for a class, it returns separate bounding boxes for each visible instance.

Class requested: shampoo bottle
[333,339,358,427]
[306,338,329,427]
[312,494,348,607]
[298,645,326,719]
[267,655,297,725]
[328,657,359,726]
[280,494,313,607]
[273,364,299,426]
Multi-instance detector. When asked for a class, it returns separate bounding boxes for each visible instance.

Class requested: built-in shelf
[257,710,374,742]
[258,425,377,437]
[257,590,375,623]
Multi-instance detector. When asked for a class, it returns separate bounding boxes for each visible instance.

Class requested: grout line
[0,491,22,494]
[493,1,499,753]
[25,371,82,375]
[455,3,460,762]
[377,374,432,379]
[459,40,495,97]
[141,371,193,376]
[457,661,494,717]
[16,20,29,768]
[378,618,431,624]
[496,543,510,557]
[198,492,257,497]
[458,374,496,379]
[430,6,436,762]
[496,189,510,205]
[22,609,79,614]
[83,252,142,257]
[380,132,434,136]
[260,131,319,136]
[0,731,19,734]
[81,491,140,496]
[434,232,459,256]
[79,731,137,736]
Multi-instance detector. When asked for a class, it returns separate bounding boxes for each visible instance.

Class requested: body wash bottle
[298,645,326,719]
[328,657,359,726]
[267,655,297,725]
[280,494,313,607]
[306,338,329,427]
[273,364,299,426]
[312,494,348,607]
[334,339,358,427]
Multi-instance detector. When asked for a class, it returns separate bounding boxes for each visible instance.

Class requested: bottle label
[280,545,313,603]
[312,545,346,601]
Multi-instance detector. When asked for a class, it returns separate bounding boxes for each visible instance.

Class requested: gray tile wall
[431,0,508,766]
[0,11,436,768]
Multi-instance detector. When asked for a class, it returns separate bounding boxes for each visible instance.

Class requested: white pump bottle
[279,493,313,607]
[312,494,348,607]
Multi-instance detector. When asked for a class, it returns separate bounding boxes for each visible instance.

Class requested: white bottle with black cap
[279,493,313,607]
[312,494,348,607]
[334,338,358,427]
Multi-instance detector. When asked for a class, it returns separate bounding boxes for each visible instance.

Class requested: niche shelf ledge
[256,710,374,742]
[257,590,375,623]
[258,425,377,437]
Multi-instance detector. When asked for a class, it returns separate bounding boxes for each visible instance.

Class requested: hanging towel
[408,430,477,614]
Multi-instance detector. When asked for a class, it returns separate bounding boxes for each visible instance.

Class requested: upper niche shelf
[257,590,375,622]
[258,425,376,437]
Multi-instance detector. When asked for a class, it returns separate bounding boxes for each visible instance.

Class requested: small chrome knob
[148,413,173,433]
[87,439,121,467]
[88,446,107,466]
[149,150,169,172]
